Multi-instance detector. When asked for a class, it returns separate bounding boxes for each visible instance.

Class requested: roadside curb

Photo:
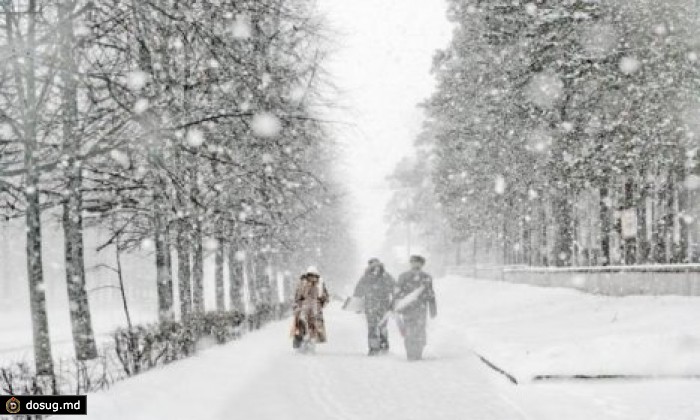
[475,352,519,385]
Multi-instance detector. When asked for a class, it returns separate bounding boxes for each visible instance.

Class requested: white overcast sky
[318,0,452,260]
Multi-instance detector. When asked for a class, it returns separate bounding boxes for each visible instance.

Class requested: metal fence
[446,264,700,296]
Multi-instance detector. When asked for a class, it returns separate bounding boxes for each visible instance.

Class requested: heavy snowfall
[1,0,700,419]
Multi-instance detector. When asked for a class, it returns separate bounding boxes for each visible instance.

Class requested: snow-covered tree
[420,0,700,267]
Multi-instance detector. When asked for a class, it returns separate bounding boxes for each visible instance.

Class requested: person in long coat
[394,255,437,361]
[292,266,329,348]
[353,258,395,355]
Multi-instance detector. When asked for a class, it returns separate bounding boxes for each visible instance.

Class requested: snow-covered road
[62,277,700,420]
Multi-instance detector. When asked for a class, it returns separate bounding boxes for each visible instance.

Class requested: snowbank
[436,276,700,382]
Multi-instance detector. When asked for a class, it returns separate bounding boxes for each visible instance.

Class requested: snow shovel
[379,285,425,334]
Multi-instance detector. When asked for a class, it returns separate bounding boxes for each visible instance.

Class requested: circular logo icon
[6,397,20,414]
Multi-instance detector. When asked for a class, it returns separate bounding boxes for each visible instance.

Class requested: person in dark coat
[394,255,437,361]
[353,258,395,355]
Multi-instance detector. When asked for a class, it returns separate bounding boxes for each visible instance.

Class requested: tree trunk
[623,178,637,265]
[599,184,612,266]
[20,0,54,378]
[192,223,205,314]
[165,223,174,306]
[26,188,53,376]
[227,244,244,312]
[676,165,689,263]
[215,238,225,311]
[62,198,98,361]
[540,200,548,266]
[177,226,192,321]
[154,208,173,321]
[657,171,673,263]
[553,191,573,266]
[247,252,258,308]
[523,215,531,266]
[637,176,651,264]
[255,254,271,306]
[59,0,97,361]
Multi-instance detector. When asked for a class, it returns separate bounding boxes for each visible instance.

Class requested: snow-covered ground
[453,277,700,381]
[55,275,700,420]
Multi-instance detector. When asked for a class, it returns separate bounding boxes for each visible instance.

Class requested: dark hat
[368,257,380,265]
[410,255,426,264]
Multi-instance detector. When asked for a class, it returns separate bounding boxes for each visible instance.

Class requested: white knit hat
[305,266,320,276]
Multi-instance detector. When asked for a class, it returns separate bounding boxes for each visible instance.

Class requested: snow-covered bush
[113,321,197,377]
[202,310,246,344]
[0,362,45,396]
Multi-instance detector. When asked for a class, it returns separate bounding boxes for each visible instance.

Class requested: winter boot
[293,334,303,349]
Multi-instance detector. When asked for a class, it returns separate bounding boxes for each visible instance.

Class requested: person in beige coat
[292,266,329,350]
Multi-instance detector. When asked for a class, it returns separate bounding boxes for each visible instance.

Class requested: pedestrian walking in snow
[291,266,330,352]
[353,258,395,355]
[394,255,437,361]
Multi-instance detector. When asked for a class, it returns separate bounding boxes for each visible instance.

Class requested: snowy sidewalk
[61,276,700,420]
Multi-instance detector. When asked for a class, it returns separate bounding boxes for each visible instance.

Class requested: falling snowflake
[528,128,553,153]
[494,175,506,195]
[134,98,149,114]
[526,72,564,109]
[524,3,537,16]
[581,24,618,57]
[169,37,184,50]
[110,150,131,169]
[186,128,205,147]
[231,15,252,39]
[73,23,91,38]
[126,70,149,91]
[619,56,641,75]
[288,86,306,103]
[652,23,668,36]
[135,166,148,178]
[261,73,272,89]
[141,238,155,251]
[251,112,282,138]
[0,123,12,138]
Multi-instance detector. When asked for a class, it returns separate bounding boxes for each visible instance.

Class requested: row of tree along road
[0,0,355,385]
[390,0,700,270]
